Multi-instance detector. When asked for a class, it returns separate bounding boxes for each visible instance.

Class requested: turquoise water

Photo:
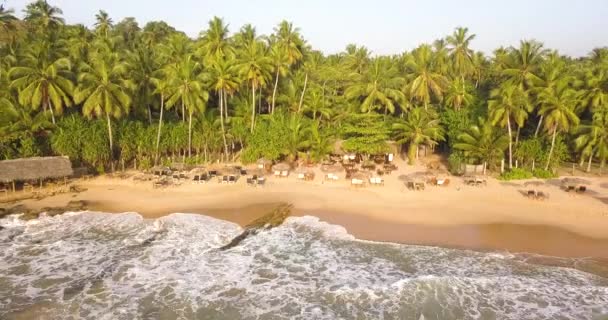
[1,212,607,320]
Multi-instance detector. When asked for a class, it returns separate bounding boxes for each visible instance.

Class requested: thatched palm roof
[272,163,291,171]
[0,156,73,182]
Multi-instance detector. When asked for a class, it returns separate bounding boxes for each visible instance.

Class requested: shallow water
[1,211,607,320]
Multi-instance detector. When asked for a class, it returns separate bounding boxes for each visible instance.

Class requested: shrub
[499,168,533,180]
[448,152,465,175]
[532,168,557,179]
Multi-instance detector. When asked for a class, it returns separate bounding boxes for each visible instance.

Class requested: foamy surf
[0,211,607,320]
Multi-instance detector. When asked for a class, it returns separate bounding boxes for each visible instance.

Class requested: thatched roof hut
[321,164,344,173]
[0,156,73,183]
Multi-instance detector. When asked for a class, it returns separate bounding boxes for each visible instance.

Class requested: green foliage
[498,168,533,181]
[448,151,466,175]
[532,168,557,179]
[341,113,390,154]
[440,108,472,149]
[242,119,288,163]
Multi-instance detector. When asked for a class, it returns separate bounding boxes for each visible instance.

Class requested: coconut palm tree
[165,55,208,157]
[502,40,547,88]
[530,53,571,136]
[236,39,272,132]
[488,83,531,169]
[199,16,234,64]
[345,57,405,117]
[575,109,608,172]
[406,44,448,110]
[306,120,333,162]
[444,78,473,110]
[269,43,289,114]
[392,107,444,164]
[151,70,173,163]
[94,10,113,39]
[0,5,18,44]
[24,0,64,34]
[74,50,133,167]
[538,80,580,170]
[209,57,240,156]
[9,44,74,124]
[454,117,510,168]
[302,87,332,121]
[446,27,475,84]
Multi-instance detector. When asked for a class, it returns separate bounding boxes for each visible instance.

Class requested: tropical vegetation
[1,1,607,176]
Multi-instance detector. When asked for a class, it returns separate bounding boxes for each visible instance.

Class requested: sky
[5,0,608,57]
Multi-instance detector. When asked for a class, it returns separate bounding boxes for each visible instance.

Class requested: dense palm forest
[1,1,607,177]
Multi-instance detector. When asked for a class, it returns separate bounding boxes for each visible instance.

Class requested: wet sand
[197,203,608,260]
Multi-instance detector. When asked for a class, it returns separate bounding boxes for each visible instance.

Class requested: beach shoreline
[4,169,608,260]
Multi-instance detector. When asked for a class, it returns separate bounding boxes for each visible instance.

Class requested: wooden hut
[0,156,73,191]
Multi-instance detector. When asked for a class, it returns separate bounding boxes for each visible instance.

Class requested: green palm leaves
[392,108,444,164]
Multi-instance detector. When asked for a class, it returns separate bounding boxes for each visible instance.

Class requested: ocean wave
[0,211,607,319]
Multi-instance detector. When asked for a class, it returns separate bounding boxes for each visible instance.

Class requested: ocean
[1,211,607,320]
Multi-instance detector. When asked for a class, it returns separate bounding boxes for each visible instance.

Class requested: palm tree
[575,109,608,172]
[165,55,208,157]
[454,117,510,168]
[345,57,405,117]
[302,87,332,120]
[199,16,234,64]
[531,53,570,136]
[578,65,608,113]
[538,80,580,170]
[406,44,448,109]
[94,10,113,39]
[269,43,289,114]
[502,40,547,88]
[209,57,240,156]
[392,107,444,164]
[444,78,473,110]
[151,72,173,163]
[24,0,64,34]
[446,27,475,84]
[344,44,370,75]
[9,45,74,124]
[274,20,304,66]
[306,120,333,162]
[237,39,272,132]
[74,51,133,167]
[0,5,18,44]
[488,83,531,169]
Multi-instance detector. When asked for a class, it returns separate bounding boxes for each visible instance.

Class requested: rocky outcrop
[220,203,292,250]
[0,200,89,220]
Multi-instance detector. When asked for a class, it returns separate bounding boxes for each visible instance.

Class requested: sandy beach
[7,161,608,259]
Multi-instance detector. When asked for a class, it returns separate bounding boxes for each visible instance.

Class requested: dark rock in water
[0,201,88,221]
[220,203,292,251]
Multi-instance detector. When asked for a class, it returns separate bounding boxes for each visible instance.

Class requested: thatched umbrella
[398,171,428,182]
[562,177,591,185]
[524,180,545,187]
[321,164,344,173]
[272,162,291,172]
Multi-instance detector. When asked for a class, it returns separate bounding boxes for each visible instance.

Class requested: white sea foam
[0,211,607,320]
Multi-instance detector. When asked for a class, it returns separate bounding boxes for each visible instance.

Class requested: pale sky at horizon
[4,0,608,57]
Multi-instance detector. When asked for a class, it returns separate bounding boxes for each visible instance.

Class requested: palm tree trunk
[507,117,513,169]
[224,91,229,120]
[271,69,279,114]
[188,111,192,157]
[251,82,256,132]
[219,89,229,156]
[181,102,185,122]
[46,96,56,124]
[545,125,558,170]
[534,115,544,137]
[587,152,593,173]
[155,94,164,165]
[147,105,152,124]
[298,73,308,113]
[106,113,114,171]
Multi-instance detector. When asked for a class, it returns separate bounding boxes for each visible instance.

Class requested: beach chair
[257,177,266,187]
[246,178,255,186]
[406,181,415,190]
[221,176,229,184]
[274,170,281,177]
[229,175,237,184]
[576,185,587,193]
[192,175,200,184]
[536,191,548,200]
[240,169,248,175]
[209,170,218,178]
[527,190,536,198]
[281,170,289,177]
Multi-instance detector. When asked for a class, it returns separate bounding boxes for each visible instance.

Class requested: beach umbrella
[272,162,291,172]
[321,164,344,173]
[562,177,591,185]
[524,180,545,187]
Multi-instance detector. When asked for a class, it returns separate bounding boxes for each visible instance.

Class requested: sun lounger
[240,169,247,175]
[527,190,536,198]
[351,178,364,187]
[257,177,266,186]
[193,175,200,184]
[228,175,237,184]
[536,191,547,200]
[209,170,218,178]
[221,176,229,183]
[274,170,281,177]
[576,185,587,193]
[281,170,289,177]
